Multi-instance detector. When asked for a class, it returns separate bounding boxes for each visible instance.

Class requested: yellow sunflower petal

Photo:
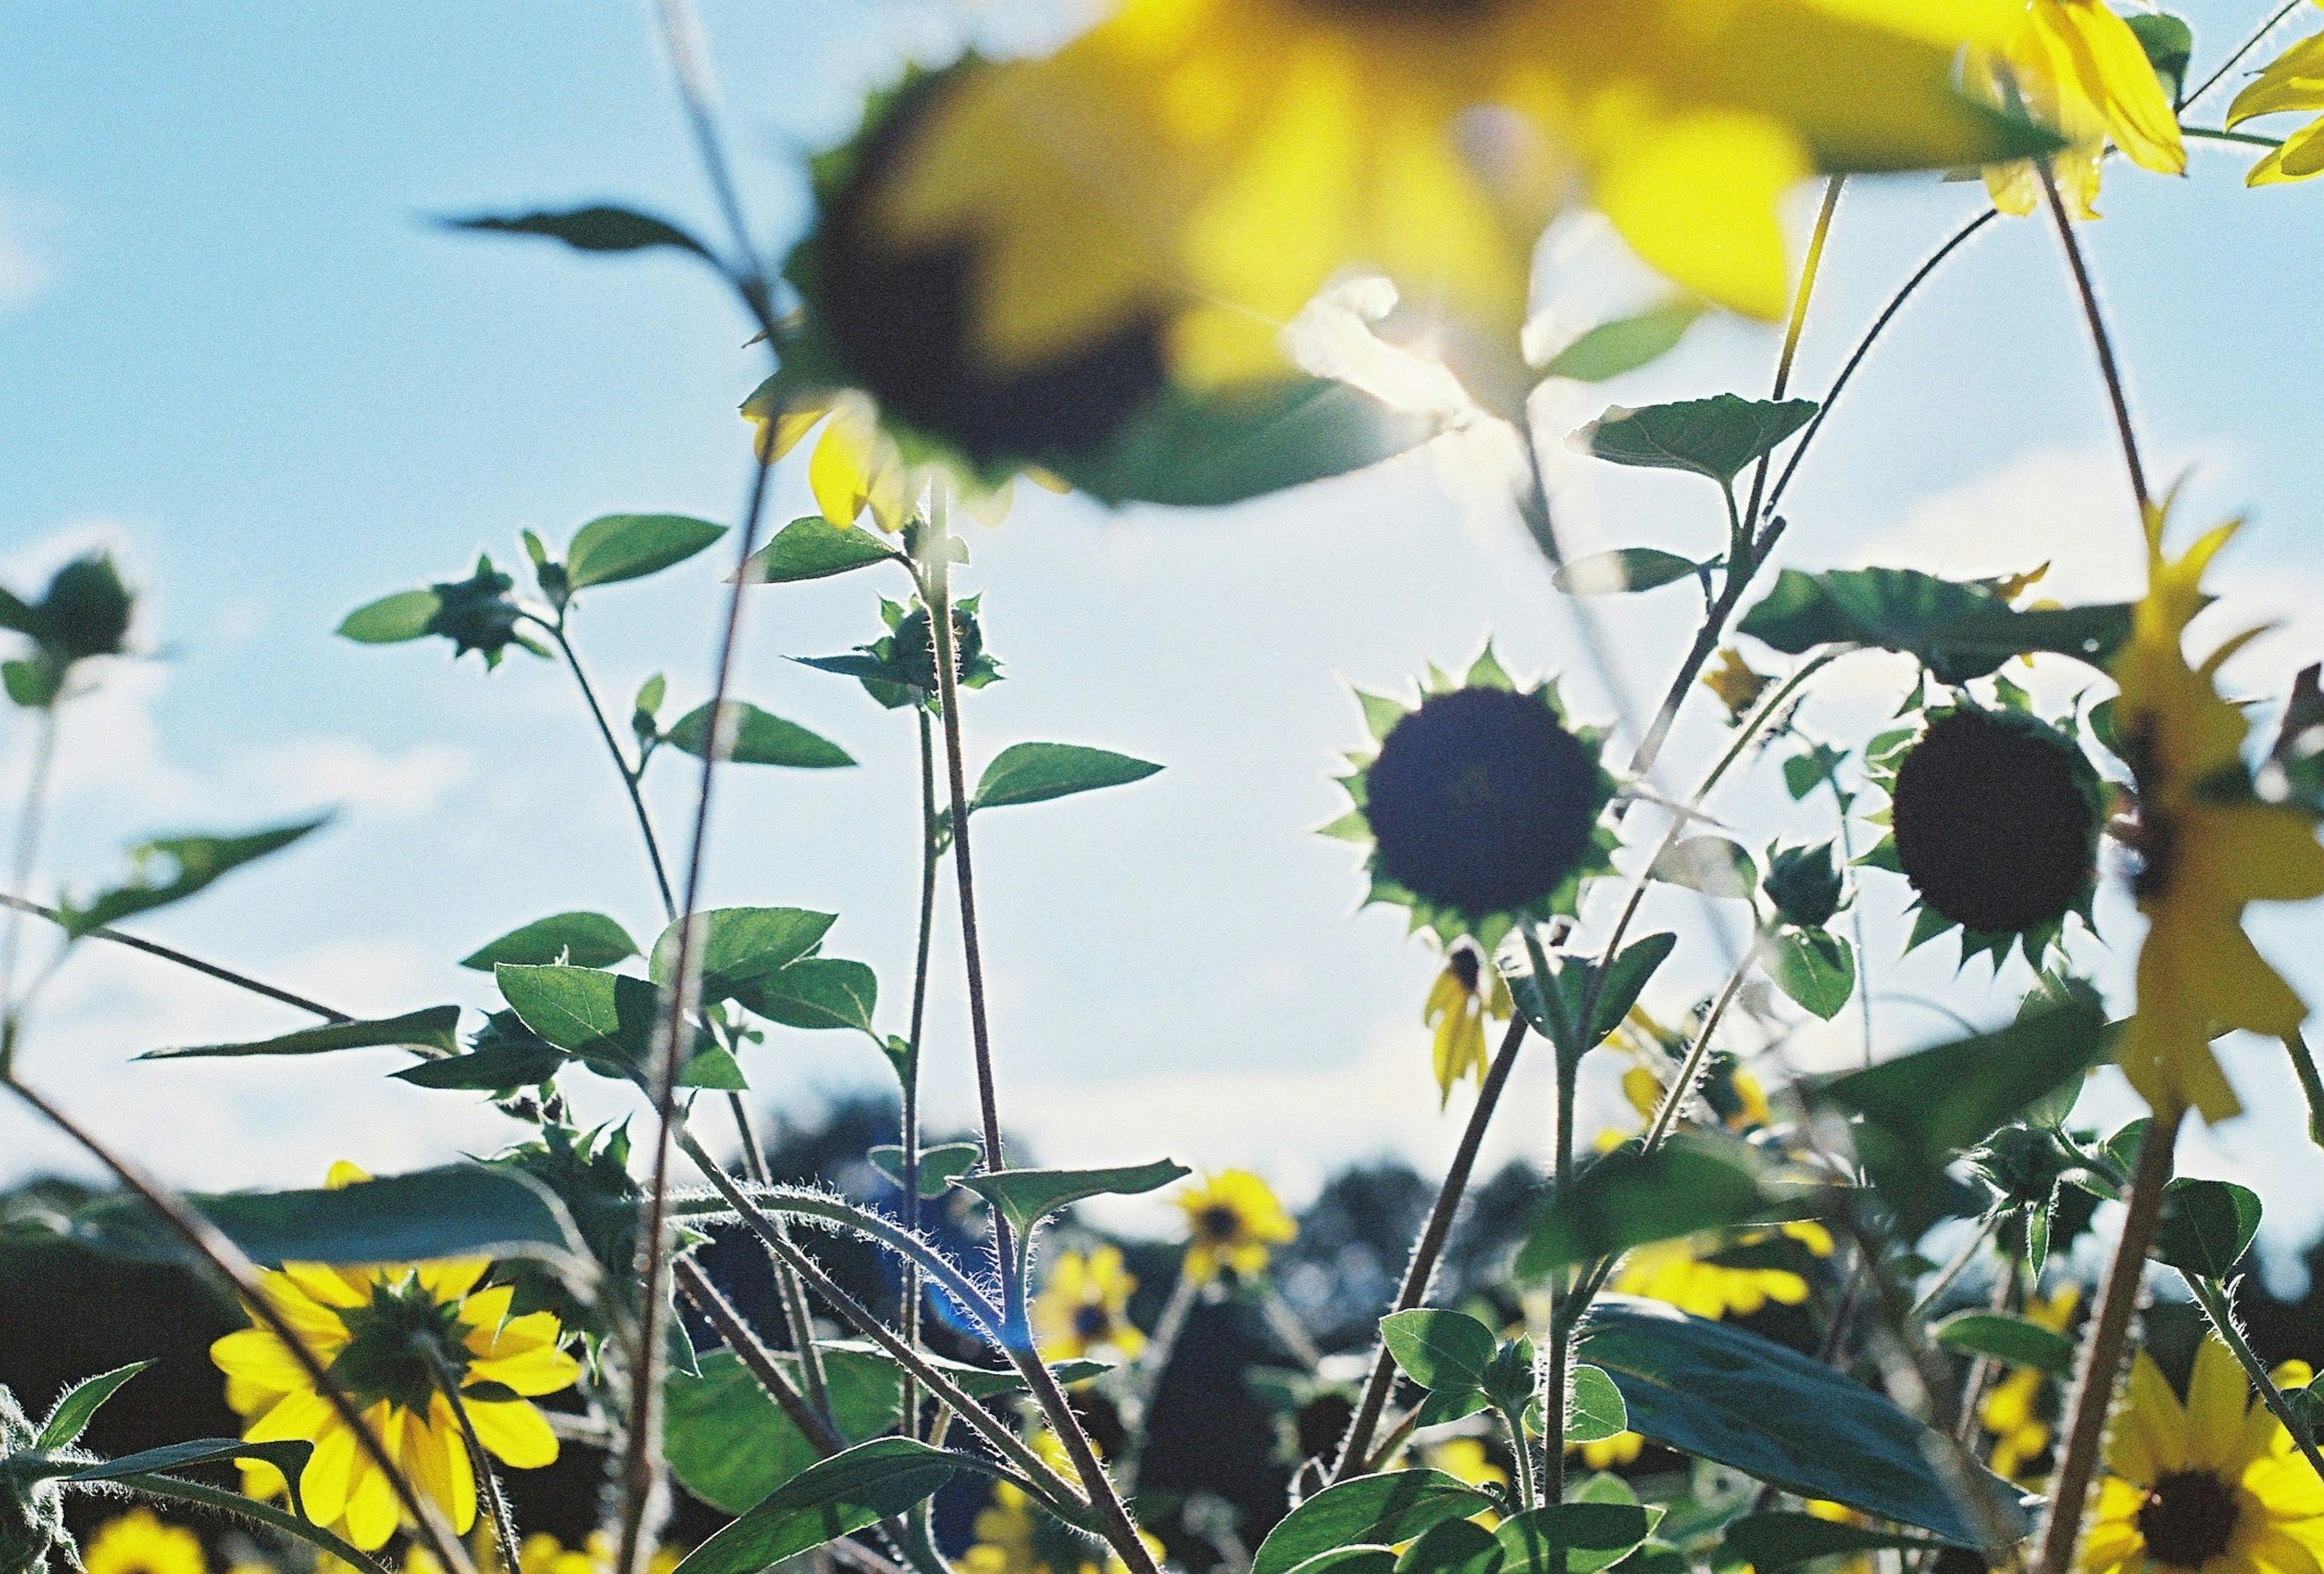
[1589,111,1806,322]
[465,1399,560,1471]
[2110,1351,2190,1483]
[2247,117,2324,185]
[2228,33,2324,127]
[2186,1337,2254,1467]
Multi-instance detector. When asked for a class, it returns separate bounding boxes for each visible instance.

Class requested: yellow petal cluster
[1425,949,1514,1107]
[745,389,1042,533]
[84,1509,207,1574]
[1608,1221,1834,1320]
[1977,1284,2080,1480]
[2112,500,2324,1124]
[2084,1339,2324,1574]
[1970,0,2184,218]
[862,0,2029,393]
[2228,13,2324,185]
[1175,1169,1299,1282]
[1031,1246,1148,1361]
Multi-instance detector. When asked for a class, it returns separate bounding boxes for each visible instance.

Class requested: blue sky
[5,1,2324,1273]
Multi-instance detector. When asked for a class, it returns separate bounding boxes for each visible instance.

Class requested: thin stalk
[1638,945,1759,1152]
[1910,1213,2003,1320]
[2182,125,2286,148]
[120,1472,392,1574]
[707,1178,1005,1337]
[1539,1328,1567,1510]
[1502,1402,1540,1511]
[0,892,350,1022]
[2182,1271,2324,1485]
[2282,1032,2324,1149]
[433,1364,524,1571]
[730,1103,836,1428]
[900,706,943,1440]
[0,707,59,1028]
[4,1075,478,1574]
[2029,1102,2186,1574]
[542,618,677,921]
[1261,1283,1324,1369]
[1359,1406,1425,1475]
[1332,1014,1531,1481]
[2038,165,2148,514]
[2184,0,2305,108]
[1739,177,1844,533]
[617,440,778,1574]
[651,0,780,338]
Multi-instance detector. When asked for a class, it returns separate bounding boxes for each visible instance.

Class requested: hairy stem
[434,1365,524,1570]
[901,705,942,1438]
[2283,1031,2324,1149]
[2184,0,2306,107]
[0,707,59,1032]
[0,892,350,1022]
[2182,1270,2324,1484]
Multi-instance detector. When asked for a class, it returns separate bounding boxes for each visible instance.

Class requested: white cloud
[0,191,48,316]
[242,738,469,821]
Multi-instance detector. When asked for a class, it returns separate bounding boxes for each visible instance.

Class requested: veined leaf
[868,1143,983,1198]
[959,1160,1191,1239]
[1552,549,1703,596]
[1496,1503,1658,1574]
[1380,1308,1498,1395]
[1252,1470,1497,1574]
[665,1348,900,1516]
[1738,566,2130,683]
[496,963,660,1072]
[1541,301,1704,384]
[735,957,878,1035]
[2153,1178,2262,1277]
[60,819,329,937]
[1572,396,1817,485]
[138,1006,461,1062]
[672,1437,962,1574]
[651,907,837,995]
[1516,1133,1817,1280]
[1566,1364,1628,1444]
[666,701,854,769]
[564,514,726,591]
[462,911,638,971]
[1932,1313,2075,1378]
[336,589,441,644]
[973,742,1163,812]
[1763,928,1856,1021]
[36,1361,153,1451]
[1721,1513,1945,1574]
[1509,934,1676,1064]
[740,517,901,585]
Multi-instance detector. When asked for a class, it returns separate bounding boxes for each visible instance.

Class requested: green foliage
[1738,566,2130,682]
[1541,302,1704,384]
[2153,1178,2263,1277]
[1763,842,1844,930]
[444,204,717,263]
[0,554,135,707]
[960,1159,1192,1241]
[563,513,727,591]
[1721,1513,1945,1573]
[734,957,879,1034]
[1551,549,1705,596]
[461,911,640,971]
[59,818,327,937]
[664,1347,901,1515]
[652,906,836,995]
[1572,396,1817,485]
[33,1362,150,1452]
[2129,11,2195,100]
[1253,1471,1497,1574]
[136,1005,462,1062]
[674,1437,965,1574]
[1648,837,1755,901]
[1564,1363,1628,1444]
[1495,1503,1658,1574]
[1761,926,1856,1021]
[1516,1133,1813,1280]
[974,741,1164,810]
[867,1141,982,1196]
[1509,933,1677,1064]
[665,700,855,768]
[1932,1313,2076,1377]
[743,516,902,584]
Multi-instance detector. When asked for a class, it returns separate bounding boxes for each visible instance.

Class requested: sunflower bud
[1764,841,1846,930]
[0,1385,71,1574]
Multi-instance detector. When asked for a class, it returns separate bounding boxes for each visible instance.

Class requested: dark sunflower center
[2137,1469,2242,1568]
[329,1277,470,1413]
[1196,1204,1244,1244]
[1448,945,1482,993]
[1365,687,1597,917]
[1072,1303,1115,1340]
[1890,708,2098,936]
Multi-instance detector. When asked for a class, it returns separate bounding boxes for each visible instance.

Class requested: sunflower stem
[2184,0,2306,108]
[0,892,352,1022]
[0,706,59,1038]
[539,615,677,922]
[1638,944,1758,1153]
[432,1360,524,1570]
[2182,1270,2324,1486]
[2030,1101,2186,1574]
[2282,1031,2324,1150]
[116,1472,393,1574]
[899,700,943,1444]
[1502,1402,1541,1512]
[2181,125,2286,148]
[2037,163,2150,516]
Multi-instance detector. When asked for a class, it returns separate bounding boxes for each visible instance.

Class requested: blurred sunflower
[1032,1247,1147,1362]
[2227,15,2324,185]
[83,1509,205,1574]
[962,1433,1161,1574]
[1702,649,1776,724]
[832,0,2037,418]
[1175,1170,1299,1283]
[1568,1429,1644,1470]
[1322,646,1618,952]
[1425,942,1515,1105]
[1977,1283,2081,1481]
[1608,1221,1835,1319]
[2084,1339,2324,1574]
[743,382,1039,534]
[210,1164,580,1552]
[1968,0,2184,218]
[2112,498,2324,1123]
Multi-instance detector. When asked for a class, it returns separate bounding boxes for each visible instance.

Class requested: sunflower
[829,0,2036,425]
[1322,646,1618,952]
[83,1509,206,1574]
[2225,17,2324,185]
[1968,0,2185,218]
[210,1164,582,1552]
[1702,649,1776,724]
[2083,1339,2324,1574]
[743,381,1041,534]
[2111,499,2324,1124]
[1175,1170,1299,1283]
[1425,943,1515,1106]
[963,1434,1163,1574]
[1607,1221,1835,1320]
[1978,1284,2081,1481]
[1031,1247,1147,1362]
[1570,1429,1646,1471]
[1869,702,2104,968]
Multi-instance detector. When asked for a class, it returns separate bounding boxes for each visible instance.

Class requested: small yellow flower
[209,1164,582,1552]
[1425,1436,1509,1528]
[2227,16,2324,185]
[744,386,1043,533]
[1969,0,2185,218]
[1032,1247,1147,1362]
[2112,497,2324,1124]
[2083,1338,2324,1574]
[1701,649,1774,723]
[963,1434,1159,1574]
[84,1509,206,1574]
[1609,1221,1833,1320]
[1425,946,1514,1107]
[1569,1430,1645,1470]
[1978,1285,2081,1480]
[1175,1170,1299,1284]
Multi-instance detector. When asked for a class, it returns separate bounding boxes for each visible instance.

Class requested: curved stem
[2182,1270,2324,1484]
[542,618,676,921]
[2038,165,2148,514]
[2184,0,2305,108]
[118,1472,391,1574]
[726,1100,837,1429]
[433,1363,523,1569]
[2030,1101,2185,1574]
[2284,1031,2324,1149]
[0,892,350,1023]
[2182,125,2286,148]
[714,1181,1006,1337]
[1331,1014,1532,1481]
[1637,943,1759,1153]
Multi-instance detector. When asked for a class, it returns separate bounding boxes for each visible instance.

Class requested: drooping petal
[466,1399,560,1471]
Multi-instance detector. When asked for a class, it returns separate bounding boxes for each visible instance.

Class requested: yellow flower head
[1425,945,1515,1107]
[2227,15,2324,186]
[1701,648,1775,723]
[1608,1221,1833,1320]
[2084,1338,2324,1574]
[209,1166,582,1552]
[2111,498,2324,1124]
[1569,1429,1646,1470]
[1969,0,2185,218]
[828,0,2037,413]
[84,1509,206,1574]
[1175,1169,1299,1283]
[1031,1246,1148,1362]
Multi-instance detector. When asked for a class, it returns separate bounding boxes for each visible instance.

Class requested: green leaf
[64,1437,312,1486]
[67,1163,588,1276]
[1043,376,1442,509]
[741,517,902,585]
[2153,1178,2262,1277]
[1251,1470,1498,1574]
[461,912,639,972]
[651,908,838,995]
[1290,1552,1399,1574]
[2128,12,2194,100]
[735,958,879,1035]
[1541,302,1705,384]
[664,1347,901,1516]
[336,589,442,644]
[137,1006,461,1062]
[3,656,63,709]
[1380,1308,1499,1395]
[1581,1296,2026,1547]
[1721,1513,1945,1574]
[1515,1133,1814,1280]
[1551,549,1704,596]
[1932,1313,2076,1379]
[812,1339,1111,1399]
[1817,996,2112,1234]
[496,963,660,1072]
[678,1046,748,1090]
[1496,1504,1659,1574]
[1648,838,1755,900]
[973,742,1163,812]
[563,514,727,591]
[392,1037,570,1090]
[59,819,329,937]
[1737,568,2131,683]
[868,1143,983,1198]
[37,1362,153,1451]
[444,205,716,262]
[1397,1518,1503,1574]
[1509,934,1678,1064]
[666,701,855,769]
[1566,1364,1628,1445]
[672,1437,961,1574]
[959,1159,1192,1239]
[1763,929,1856,1021]
[1572,396,1817,485]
